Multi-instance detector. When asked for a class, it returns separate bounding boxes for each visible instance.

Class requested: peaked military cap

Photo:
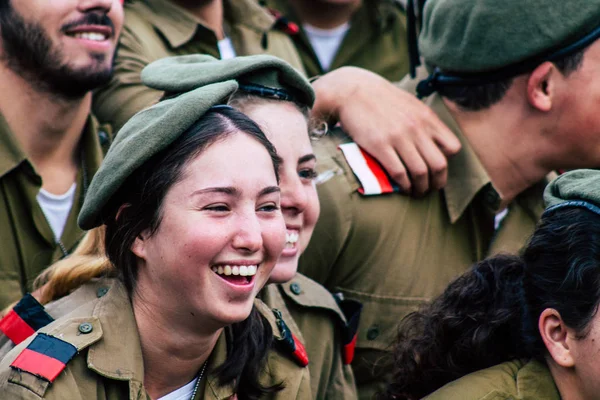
[416,0,600,96]
[79,54,313,230]
[543,169,600,216]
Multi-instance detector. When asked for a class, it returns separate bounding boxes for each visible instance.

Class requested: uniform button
[290,283,302,295]
[98,130,109,146]
[78,322,93,334]
[366,325,380,341]
[96,287,109,298]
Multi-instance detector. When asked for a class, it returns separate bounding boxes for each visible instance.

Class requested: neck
[132,290,221,399]
[0,65,90,194]
[444,98,553,207]
[170,0,225,39]
[547,358,585,400]
[289,0,361,29]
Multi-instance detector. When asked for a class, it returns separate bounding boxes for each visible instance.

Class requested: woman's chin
[267,259,299,284]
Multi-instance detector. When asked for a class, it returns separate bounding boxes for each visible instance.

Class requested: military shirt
[261,273,358,400]
[263,0,410,80]
[0,114,109,310]
[300,93,547,399]
[93,0,305,131]
[424,359,560,400]
[0,278,113,360]
[0,280,312,399]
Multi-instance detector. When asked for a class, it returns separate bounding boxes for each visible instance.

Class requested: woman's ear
[527,62,556,112]
[539,308,575,368]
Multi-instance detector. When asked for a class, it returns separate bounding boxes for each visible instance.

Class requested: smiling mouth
[211,264,258,285]
[68,32,108,41]
[285,230,299,249]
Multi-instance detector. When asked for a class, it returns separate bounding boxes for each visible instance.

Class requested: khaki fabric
[261,273,358,400]
[424,359,560,400]
[263,0,410,81]
[0,277,114,360]
[0,114,109,310]
[0,280,312,399]
[300,94,546,399]
[93,0,305,131]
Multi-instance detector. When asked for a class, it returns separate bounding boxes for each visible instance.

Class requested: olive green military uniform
[424,359,560,400]
[263,0,410,80]
[300,93,547,399]
[261,273,358,400]
[93,0,305,131]
[0,280,312,399]
[0,278,114,360]
[0,115,110,310]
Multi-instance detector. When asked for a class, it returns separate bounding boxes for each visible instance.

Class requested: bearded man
[0,0,123,309]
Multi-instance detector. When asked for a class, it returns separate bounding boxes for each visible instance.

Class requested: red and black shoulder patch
[0,294,54,345]
[273,309,309,367]
[267,8,300,36]
[336,298,363,365]
[10,333,77,382]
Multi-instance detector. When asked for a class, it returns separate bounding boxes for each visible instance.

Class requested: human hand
[312,67,461,196]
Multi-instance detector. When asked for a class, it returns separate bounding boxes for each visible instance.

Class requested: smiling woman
[0,57,314,399]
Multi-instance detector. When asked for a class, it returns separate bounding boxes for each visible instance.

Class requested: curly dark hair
[381,207,600,399]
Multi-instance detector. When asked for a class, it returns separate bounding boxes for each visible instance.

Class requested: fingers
[375,146,413,193]
[395,143,430,196]
[416,138,449,191]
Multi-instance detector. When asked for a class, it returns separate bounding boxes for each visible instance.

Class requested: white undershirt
[494,208,509,231]
[303,22,350,71]
[217,37,237,60]
[157,377,198,400]
[36,183,77,241]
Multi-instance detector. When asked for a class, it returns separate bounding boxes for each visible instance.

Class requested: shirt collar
[516,360,561,399]
[427,94,493,223]
[137,0,275,49]
[0,112,27,179]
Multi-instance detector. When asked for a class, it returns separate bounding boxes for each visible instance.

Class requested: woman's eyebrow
[259,186,281,196]
[191,187,238,197]
[298,154,316,164]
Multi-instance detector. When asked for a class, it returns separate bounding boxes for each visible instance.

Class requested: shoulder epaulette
[267,8,300,36]
[338,142,401,195]
[334,295,363,365]
[273,309,309,367]
[0,294,54,345]
[10,333,77,382]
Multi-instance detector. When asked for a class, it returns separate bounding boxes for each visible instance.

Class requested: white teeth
[286,232,299,244]
[212,265,258,277]
[73,32,107,41]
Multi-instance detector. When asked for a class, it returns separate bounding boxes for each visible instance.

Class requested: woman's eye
[258,203,280,212]
[205,204,230,212]
[299,168,318,180]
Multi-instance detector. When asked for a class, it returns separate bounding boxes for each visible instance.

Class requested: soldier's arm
[92,24,163,133]
[311,66,461,196]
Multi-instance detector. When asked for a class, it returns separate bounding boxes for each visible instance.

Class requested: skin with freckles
[131,132,286,333]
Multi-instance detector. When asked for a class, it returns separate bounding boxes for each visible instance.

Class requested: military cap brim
[141,54,315,107]
[544,169,600,216]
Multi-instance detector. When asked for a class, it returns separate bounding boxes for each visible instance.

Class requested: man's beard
[0,7,116,100]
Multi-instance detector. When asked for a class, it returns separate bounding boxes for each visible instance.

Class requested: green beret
[79,54,312,230]
[141,54,315,107]
[544,169,600,214]
[419,0,600,74]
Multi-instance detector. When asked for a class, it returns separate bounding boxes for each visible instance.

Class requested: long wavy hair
[382,207,600,399]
